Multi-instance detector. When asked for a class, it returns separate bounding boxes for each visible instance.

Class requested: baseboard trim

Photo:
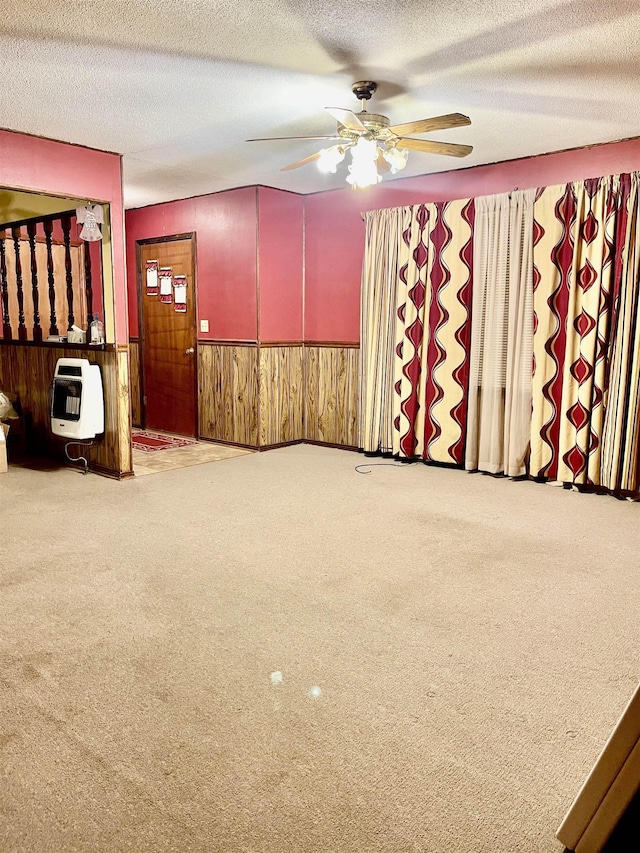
[258,439,305,452]
[91,463,135,480]
[197,436,358,453]
[304,440,359,452]
[198,435,259,451]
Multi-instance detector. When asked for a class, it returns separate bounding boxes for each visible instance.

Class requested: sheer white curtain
[466,189,535,475]
[359,207,408,453]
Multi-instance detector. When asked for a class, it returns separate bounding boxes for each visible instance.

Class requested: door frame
[135,232,199,436]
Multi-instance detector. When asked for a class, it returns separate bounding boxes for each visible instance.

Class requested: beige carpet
[0,445,638,852]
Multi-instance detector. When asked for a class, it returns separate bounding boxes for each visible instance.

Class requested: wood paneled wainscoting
[197,342,305,449]
[0,342,132,477]
[259,344,304,448]
[198,342,259,447]
[304,344,360,449]
[129,337,142,428]
[134,339,360,452]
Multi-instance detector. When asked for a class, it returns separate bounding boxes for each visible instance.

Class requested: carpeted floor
[0,445,638,852]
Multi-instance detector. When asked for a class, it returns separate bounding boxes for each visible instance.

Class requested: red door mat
[132,430,198,453]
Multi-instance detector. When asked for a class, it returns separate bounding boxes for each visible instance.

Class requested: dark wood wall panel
[198,343,258,447]
[0,343,132,477]
[129,339,142,427]
[126,339,359,454]
[343,346,360,448]
[305,346,319,443]
[116,347,133,475]
[304,345,360,448]
[348,347,360,447]
[259,345,304,446]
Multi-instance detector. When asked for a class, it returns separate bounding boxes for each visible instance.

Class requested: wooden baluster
[84,240,94,332]
[27,221,42,342]
[12,226,27,340]
[43,219,59,336]
[61,214,74,331]
[0,230,11,340]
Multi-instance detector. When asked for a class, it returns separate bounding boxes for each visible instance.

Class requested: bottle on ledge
[89,314,105,346]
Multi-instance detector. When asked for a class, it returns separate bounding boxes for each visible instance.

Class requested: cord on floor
[355,462,406,474]
[64,440,95,475]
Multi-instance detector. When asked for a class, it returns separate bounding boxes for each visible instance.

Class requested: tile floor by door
[133,437,253,477]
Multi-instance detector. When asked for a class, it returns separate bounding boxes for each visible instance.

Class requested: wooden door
[138,236,197,437]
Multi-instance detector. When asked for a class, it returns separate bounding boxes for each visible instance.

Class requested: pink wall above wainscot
[0,129,126,342]
[125,188,258,341]
[303,137,640,343]
[124,136,640,346]
[257,187,303,342]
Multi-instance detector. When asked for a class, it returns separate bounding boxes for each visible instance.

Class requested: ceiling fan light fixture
[382,146,408,174]
[346,137,381,189]
[316,145,346,174]
[251,81,472,186]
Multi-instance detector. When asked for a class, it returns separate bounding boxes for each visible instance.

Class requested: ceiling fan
[247,81,473,187]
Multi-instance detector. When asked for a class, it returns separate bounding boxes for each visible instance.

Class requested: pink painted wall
[304,137,640,343]
[257,187,303,341]
[125,187,258,341]
[0,129,126,342]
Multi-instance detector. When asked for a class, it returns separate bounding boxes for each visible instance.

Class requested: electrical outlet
[200,319,209,333]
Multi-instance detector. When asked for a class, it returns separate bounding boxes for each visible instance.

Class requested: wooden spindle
[27,221,42,342]
[12,226,27,340]
[61,214,74,331]
[0,230,11,340]
[43,219,59,336]
[84,241,94,331]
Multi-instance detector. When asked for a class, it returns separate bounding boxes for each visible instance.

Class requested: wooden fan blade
[389,113,471,136]
[325,107,366,132]
[247,135,342,142]
[376,149,391,174]
[396,138,473,157]
[280,151,323,171]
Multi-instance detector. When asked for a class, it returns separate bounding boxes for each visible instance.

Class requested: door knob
[185,347,195,354]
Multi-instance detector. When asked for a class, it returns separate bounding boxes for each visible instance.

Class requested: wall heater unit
[51,358,104,440]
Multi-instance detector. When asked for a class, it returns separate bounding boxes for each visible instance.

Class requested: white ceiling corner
[1,0,639,208]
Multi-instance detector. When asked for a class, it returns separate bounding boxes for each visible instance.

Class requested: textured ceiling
[1,1,639,208]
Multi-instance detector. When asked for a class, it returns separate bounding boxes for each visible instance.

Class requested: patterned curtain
[530,178,617,484]
[530,174,640,493]
[466,189,535,476]
[360,200,474,464]
[601,173,640,493]
[361,173,640,495]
